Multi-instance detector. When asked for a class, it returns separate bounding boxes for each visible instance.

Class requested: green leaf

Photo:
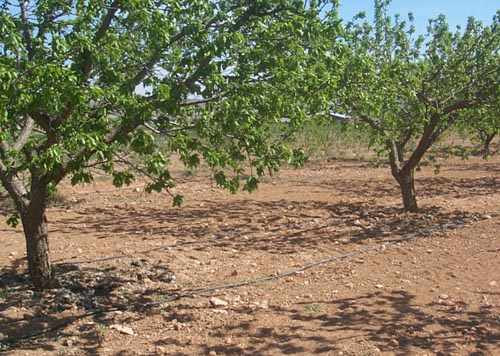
[173,194,184,207]
[6,213,19,228]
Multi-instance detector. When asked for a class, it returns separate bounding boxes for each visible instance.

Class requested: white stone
[209,297,228,307]
[110,324,135,335]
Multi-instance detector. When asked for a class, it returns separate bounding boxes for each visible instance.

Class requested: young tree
[465,99,499,158]
[334,0,499,212]
[0,0,333,289]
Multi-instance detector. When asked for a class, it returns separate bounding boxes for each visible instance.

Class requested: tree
[332,0,499,212]
[0,0,332,289]
[465,99,499,158]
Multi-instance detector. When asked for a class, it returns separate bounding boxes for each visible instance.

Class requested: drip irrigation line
[0,221,468,349]
[55,242,178,265]
[174,232,424,298]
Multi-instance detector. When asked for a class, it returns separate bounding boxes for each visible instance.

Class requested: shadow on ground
[50,200,487,256]
[192,291,500,355]
[0,165,497,354]
[295,176,499,200]
[0,259,178,354]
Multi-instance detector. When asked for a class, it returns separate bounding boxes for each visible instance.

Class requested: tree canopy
[333,0,499,211]
[0,0,333,289]
[1,0,498,289]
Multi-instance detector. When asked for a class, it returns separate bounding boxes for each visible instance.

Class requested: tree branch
[328,108,391,138]
[387,139,402,177]
[113,154,177,199]
[441,99,476,116]
[12,115,34,151]
[127,2,275,91]
[18,0,33,60]
[401,115,440,173]
[36,10,67,42]
[0,156,29,211]
[128,13,223,91]
[80,0,121,78]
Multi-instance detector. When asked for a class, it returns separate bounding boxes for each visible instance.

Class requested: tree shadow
[447,161,500,174]
[417,176,499,199]
[0,258,179,354]
[190,290,499,355]
[301,175,499,200]
[50,200,487,259]
[0,183,495,353]
[0,197,493,354]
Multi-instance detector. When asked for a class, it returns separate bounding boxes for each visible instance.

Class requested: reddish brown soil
[1,156,499,355]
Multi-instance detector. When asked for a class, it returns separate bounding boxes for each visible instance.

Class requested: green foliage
[0,1,340,288]
[6,212,19,228]
[458,96,499,156]
[338,1,498,149]
[326,0,499,210]
[0,287,10,300]
[0,0,335,213]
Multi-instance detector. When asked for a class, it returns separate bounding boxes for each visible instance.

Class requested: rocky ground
[0,155,499,355]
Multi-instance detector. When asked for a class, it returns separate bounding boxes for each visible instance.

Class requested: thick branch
[0,158,29,211]
[441,99,476,116]
[80,0,121,78]
[13,115,35,151]
[387,140,402,178]
[18,0,33,60]
[401,119,435,172]
[128,2,272,91]
[400,98,479,173]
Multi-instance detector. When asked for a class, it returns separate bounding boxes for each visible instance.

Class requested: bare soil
[1,156,499,355]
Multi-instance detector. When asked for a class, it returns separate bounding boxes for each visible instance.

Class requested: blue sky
[338,0,499,34]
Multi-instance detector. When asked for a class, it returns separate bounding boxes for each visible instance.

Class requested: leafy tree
[464,99,499,158]
[333,0,499,212]
[0,0,332,289]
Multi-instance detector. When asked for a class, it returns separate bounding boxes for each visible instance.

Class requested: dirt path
[1,157,499,355]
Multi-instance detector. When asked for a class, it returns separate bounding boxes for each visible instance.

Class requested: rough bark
[17,178,53,290]
[394,169,418,212]
[480,133,496,158]
[388,140,419,213]
[2,139,54,289]
[21,207,53,290]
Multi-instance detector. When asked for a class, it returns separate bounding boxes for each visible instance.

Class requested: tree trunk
[21,205,53,290]
[481,133,496,158]
[1,168,54,289]
[394,169,418,212]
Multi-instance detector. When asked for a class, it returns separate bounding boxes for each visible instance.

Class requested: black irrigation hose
[55,242,178,265]
[0,220,477,349]
[0,238,397,349]
[174,232,426,298]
